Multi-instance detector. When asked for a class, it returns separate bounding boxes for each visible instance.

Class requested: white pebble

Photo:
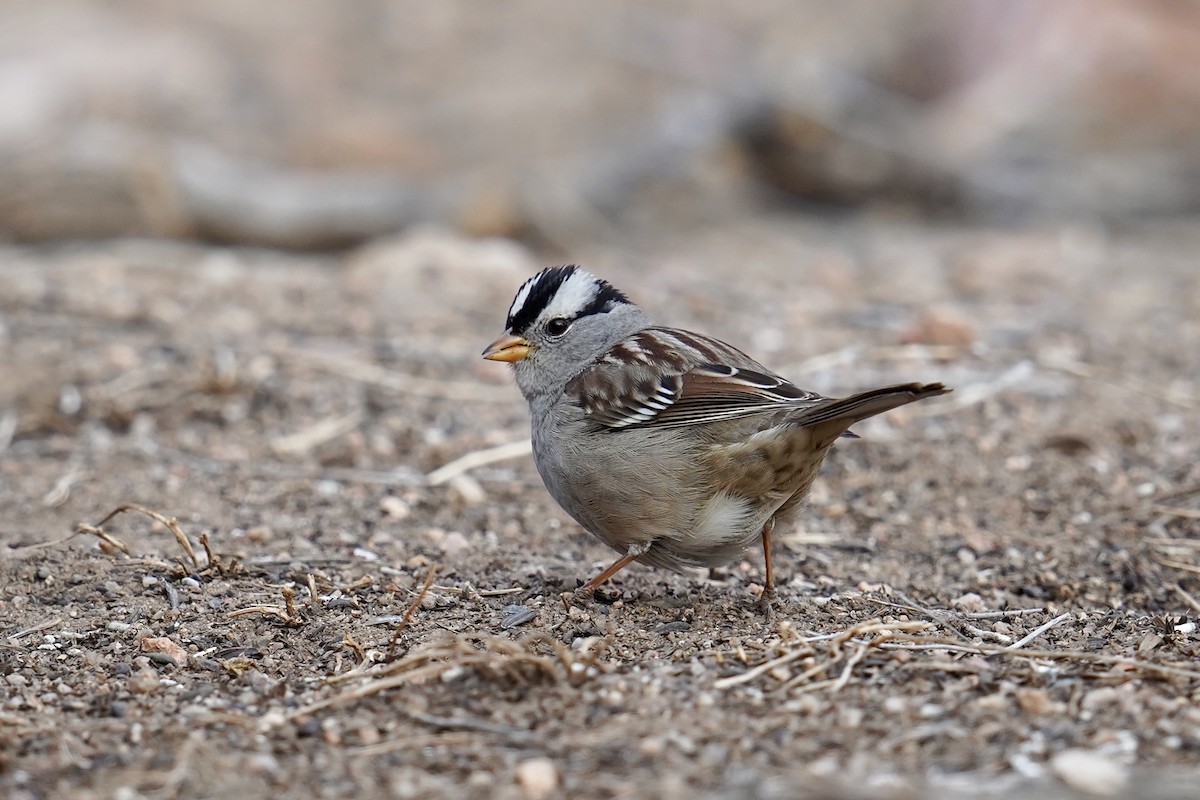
[379,496,411,518]
[1051,748,1129,796]
[439,531,470,555]
[515,757,559,799]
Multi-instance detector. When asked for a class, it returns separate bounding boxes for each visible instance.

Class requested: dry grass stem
[1003,612,1073,650]
[226,605,296,624]
[7,618,63,642]
[348,732,482,757]
[430,584,523,598]
[1155,557,1200,576]
[960,608,1046,620]
[718,614,1200,692]
[387,564,438,659]
[270,409,365,457]
[1171,583,1200,614]
[398,707,535,741]
[307,574,320,610]
[714,619,932,690]
[42,458,82,508]
[291,635,561,720]
[427,439,533,485]
[83,503,204,572]
[1151,504,1200,520]
[73,523,133,556]
[228,586,304,626]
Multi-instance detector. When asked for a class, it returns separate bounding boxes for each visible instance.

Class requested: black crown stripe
[505,265,630,334]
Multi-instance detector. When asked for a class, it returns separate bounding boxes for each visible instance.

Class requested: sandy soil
[2,218,1199,799]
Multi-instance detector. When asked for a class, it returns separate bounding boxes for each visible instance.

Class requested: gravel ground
[2,218,1199,799]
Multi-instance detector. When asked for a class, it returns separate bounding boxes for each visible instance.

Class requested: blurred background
[3,0,1198,251]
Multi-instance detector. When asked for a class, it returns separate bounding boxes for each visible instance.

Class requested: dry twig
[271,409,365,457]
[7,618,63,642]
[427,439,533,485]
[387,564,438,659]
[1172,583,1200,615]
[228,586,304,627]
[289,634,562,720]
[1003,612,1072,650]
[716,613,1200,692]
[1151,504,1200,521]
[81,503,203,572]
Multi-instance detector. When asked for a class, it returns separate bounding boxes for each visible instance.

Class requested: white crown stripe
[508,277,537,320]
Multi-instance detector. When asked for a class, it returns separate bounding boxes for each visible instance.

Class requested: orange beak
[482,333,532,362]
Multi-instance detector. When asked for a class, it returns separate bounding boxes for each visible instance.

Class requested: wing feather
[566,328,827,430]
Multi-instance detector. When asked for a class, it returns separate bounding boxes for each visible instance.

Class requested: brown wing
[566,327,828,430]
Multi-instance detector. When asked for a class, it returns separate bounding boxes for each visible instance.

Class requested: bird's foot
[756,585,777,618]
[560,584,596,613]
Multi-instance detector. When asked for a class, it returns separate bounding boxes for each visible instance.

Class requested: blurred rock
[515,757,559,800]
[1050,748,1129,796]
[1,2,1198,247]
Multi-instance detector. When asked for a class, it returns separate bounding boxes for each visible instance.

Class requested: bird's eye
[545,317,572,337]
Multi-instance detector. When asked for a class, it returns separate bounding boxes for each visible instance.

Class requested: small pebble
[439,531,470,555]
[128,666,160,695]
[314,479,342,496]
[1051,748,1129,796]
[141,636,188,667]
[515,757,558,800]
[379,496,411,518]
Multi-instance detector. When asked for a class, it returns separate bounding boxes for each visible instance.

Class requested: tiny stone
[515,757,559,800]
[380,496,411,518]
[128,666,160,695]
[1015,688,1057,715]
[314,479,342,496]
[639,737,665,757]
[296,717,321,738]
[949,592,985,612]
[1051,748,1129,796]
[439,531,470,555]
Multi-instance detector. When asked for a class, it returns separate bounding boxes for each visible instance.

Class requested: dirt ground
[2,216,1200,799]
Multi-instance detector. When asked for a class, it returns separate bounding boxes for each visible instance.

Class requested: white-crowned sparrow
[483,265,949,610]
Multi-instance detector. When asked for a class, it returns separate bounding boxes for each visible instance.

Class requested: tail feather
[793,382,950,431]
